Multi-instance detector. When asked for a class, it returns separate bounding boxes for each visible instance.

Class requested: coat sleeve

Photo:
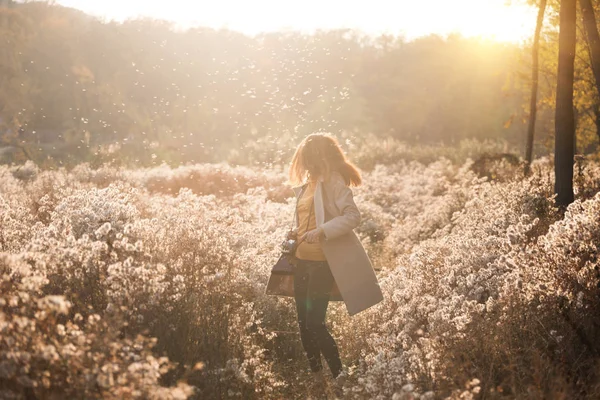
[320,173,361,241]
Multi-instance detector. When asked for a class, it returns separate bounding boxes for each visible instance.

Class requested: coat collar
[292,184,306,198]
[314,181,325,226]
[291,176,325,197]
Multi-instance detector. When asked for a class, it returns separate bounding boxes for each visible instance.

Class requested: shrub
[1,153,600,399]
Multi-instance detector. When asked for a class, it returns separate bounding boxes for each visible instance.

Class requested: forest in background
[0,1,584,168]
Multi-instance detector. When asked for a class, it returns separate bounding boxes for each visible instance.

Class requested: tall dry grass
[1,147,600,399]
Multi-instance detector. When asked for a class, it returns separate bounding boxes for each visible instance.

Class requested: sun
[401,0,537,43]
[56,0,537,43]
[437,0,537,43]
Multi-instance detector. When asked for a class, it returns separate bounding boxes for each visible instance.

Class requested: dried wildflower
[1,157,599,399]
[95,222,112,238]
[36,296,71,315]
[0,361,17,379]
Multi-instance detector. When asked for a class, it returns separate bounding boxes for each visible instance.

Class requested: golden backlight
[57,0,536,43]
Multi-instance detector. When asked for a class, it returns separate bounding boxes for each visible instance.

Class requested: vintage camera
[281,229,299,255]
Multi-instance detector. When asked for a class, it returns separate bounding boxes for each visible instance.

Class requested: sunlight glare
[56,0,536,43]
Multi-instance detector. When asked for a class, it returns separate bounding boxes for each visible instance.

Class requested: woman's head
[289,133,362,187]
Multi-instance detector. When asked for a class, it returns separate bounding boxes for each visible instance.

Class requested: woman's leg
[304,263,343,378]
[294,261,323,372]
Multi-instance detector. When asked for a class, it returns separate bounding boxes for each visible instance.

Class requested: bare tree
[580,0,600,141]
[525,0,548,175]
[555,0,577,207]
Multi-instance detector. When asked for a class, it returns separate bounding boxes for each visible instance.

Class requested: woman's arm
[319,173,361,241]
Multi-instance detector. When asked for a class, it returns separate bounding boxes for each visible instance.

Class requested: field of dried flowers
[2,143,600,399]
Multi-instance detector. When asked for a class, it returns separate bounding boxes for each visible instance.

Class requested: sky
[55,0,538,43]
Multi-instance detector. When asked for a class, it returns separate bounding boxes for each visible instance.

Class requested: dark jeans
[293,259,342,378]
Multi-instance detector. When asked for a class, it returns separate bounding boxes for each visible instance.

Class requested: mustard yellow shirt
[295,182,327,261]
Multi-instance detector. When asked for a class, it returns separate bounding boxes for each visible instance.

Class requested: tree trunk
[595,104,600,140]
[555,0,577,207]
[580,0,600,142]
[525,0,548,175]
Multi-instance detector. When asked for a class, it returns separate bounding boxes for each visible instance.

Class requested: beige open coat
[266,171,384,316]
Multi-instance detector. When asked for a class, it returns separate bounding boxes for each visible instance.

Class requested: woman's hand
[299,227,325,244]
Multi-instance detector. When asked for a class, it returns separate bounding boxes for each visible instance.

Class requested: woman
[271,133,383,394]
